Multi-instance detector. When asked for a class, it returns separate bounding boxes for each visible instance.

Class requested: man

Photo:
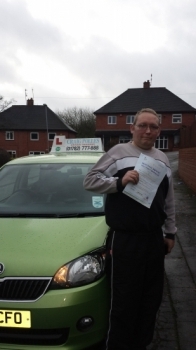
[83,108,176,350]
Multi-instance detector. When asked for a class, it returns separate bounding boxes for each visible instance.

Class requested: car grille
[0,277,52,302]
[0,327,69,346]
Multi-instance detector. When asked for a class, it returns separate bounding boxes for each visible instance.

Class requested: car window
[0,166,21,201]
[0,163,105,217]
[27,165,40,186]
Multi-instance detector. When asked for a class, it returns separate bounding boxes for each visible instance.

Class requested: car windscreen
[0,163,105,217]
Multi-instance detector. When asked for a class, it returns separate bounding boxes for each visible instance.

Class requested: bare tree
[57,107,96,138]
[0,96,15,112]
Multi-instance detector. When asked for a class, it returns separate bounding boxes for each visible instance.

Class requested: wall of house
[0,130,75,158]
[96,114,129,131]
[96,112,195,131]
[96,113,195,152]
[178,147,196,194]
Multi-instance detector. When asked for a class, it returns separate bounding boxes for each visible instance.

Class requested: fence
[180,121,196,148]
[179,147,196,194]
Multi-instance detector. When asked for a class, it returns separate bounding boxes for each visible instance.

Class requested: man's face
[131,112,160,150]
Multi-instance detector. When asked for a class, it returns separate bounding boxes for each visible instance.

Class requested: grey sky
[1,0,196,113]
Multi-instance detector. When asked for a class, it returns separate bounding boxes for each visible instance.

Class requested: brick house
[94,81,196,151]
[0,98,77,158]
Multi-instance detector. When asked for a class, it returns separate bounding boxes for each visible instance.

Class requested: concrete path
[148,151,196,350]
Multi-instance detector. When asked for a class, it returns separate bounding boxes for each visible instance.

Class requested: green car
[0,137,110,350]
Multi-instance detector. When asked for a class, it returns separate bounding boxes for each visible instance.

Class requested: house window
[155,137,168,150]
[48,133,56,141]
[108,116,116,124]
[172,114,182,123]
[6,131,14,140]
[29,151,45,155]
[119,136,132,143]
[174,135,180,145]
[158,114,162,124]
[8,150,16,158]
[30,132,39,141]
[126,115,135,124]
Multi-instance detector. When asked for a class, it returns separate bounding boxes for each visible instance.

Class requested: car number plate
[0,309,31,328]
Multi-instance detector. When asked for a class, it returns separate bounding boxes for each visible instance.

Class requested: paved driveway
[149,151,196,350]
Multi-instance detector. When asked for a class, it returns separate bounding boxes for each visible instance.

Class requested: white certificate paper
[123,153,167,208]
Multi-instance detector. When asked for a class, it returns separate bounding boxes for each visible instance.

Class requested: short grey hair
[133,108,160,125]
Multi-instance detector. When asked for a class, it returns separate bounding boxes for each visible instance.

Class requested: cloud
[0,0,63,53]
[0,0,196,112]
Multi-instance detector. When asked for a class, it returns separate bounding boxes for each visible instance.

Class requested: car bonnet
[0,217,107,277]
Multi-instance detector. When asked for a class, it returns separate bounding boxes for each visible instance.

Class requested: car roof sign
[50,136,104,154]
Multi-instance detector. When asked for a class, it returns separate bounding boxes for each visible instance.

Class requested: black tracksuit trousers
[105,229,165,350]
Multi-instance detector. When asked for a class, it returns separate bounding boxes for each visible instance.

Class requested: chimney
[27,98,34,106]
[143,80,150,89]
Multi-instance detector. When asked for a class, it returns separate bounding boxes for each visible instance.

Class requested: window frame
[7,150,16,158]
[119,136,132,143]
[6,131,14,140]
[48,133,56,141]
[29,151,45,155]
[126,115,135,124]
[174,135,180,145]
[30,132,39,141]
[108,116,117,124]
[158,114,162,124]
[155,136,168,150]
[172,114,182,123]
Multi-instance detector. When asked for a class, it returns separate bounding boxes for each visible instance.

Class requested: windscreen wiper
[0,213,64,218]
[0,212,104,218]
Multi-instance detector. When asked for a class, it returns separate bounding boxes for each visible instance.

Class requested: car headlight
[51,252,105,288]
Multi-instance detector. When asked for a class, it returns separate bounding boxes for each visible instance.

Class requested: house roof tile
[0,105,77,133]
[94,88,196,114]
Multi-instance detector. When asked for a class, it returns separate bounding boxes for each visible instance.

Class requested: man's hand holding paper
[123,153,167,208]
[122,169,139,186]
